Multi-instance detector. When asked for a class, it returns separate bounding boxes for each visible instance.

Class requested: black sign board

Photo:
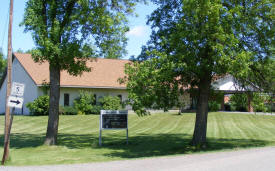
[102,114,127,129]
[100,110,128,129]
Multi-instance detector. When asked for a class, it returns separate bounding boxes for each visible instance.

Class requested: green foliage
[99,95,122,110]
[73,92,123,114]
[209,91,224,103]
[88,105,101,115]
[59,106,77,115]
[123,0,274,116]
[252,93,268,113]
[0,50,6,77]
[230,94,247,112]
[21,0,143,73]
[208,101,220,112]
[224,103,231,111]
[74,91,96,115]
[208,91,223,111]
[121,57,181,115]
[26,95,49,116]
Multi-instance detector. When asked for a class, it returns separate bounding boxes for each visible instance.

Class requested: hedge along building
[0,53,131,115]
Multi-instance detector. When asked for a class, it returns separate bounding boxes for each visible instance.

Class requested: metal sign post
[99,110,128,146]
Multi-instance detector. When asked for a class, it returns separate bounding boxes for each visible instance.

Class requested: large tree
[122,0,274,146]
[22,0,142,145]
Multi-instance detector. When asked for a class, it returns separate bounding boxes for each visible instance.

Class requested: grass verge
[0,112,275,165]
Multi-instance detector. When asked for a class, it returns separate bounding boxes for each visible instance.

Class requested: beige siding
[58,87,130,109]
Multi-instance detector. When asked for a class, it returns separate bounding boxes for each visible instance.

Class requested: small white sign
[7,96,24,108]
[11,82,25,97]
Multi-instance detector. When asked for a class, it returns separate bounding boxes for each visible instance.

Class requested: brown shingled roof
[14,53,129,89]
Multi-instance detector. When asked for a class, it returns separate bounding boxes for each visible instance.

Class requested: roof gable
[14,53,129,89]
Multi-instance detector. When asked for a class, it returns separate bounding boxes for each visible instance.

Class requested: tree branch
[59,0,78,37]
[42,0,48,38]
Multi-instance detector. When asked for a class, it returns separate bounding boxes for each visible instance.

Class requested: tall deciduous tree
[122,0,274,146]
[21,0,142,145]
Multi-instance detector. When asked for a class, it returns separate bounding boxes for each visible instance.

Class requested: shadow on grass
[98,135,274,158]
[0,133,273,159]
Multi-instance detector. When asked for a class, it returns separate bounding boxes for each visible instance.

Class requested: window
[93,94,97,105]
[117,95,122,103]
[64,93,70,106]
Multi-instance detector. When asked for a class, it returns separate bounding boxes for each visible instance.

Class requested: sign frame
[99,110,128,146]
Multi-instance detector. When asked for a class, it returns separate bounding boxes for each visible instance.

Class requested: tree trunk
[192,75,211,147]
[44,65,60,145]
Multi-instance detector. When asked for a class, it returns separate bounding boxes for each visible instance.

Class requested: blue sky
[0,1,157,59]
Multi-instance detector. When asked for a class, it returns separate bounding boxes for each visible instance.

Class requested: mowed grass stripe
[128,115,151,130]
[161,114,185,134]
[239,115,263,140]
[156,114,183,134]
[11,117,45,132]
[217,113,236,139]
[207,113,219,138]
[0,113,275,166]
[256,117,275,134]
[59,115,99,134]
[226,115,246,139]
[222,114,238,138]
[248,115,275,141]
[148,114,175,134]
[230,114,252,139]
[129,115,158,134]
[177,114,194,135]
[11,117,47,133]
[133,114,168,134]
[246,115,268,138]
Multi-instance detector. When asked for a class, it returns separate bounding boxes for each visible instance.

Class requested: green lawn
[0,112,275,166]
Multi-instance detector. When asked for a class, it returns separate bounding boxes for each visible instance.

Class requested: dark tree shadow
[0,133,45,148]
[0,133,273,159]
[97,134,274,158]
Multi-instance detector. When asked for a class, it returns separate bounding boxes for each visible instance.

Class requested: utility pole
[2,0,14,165]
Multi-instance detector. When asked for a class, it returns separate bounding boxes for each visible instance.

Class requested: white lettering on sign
[11,82,25,97]
[7,96,24,108]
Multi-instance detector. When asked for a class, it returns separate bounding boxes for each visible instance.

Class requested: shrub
[224,103,231,111]
[99,96,122,110]
[208,101,220,112]
[230,94,247,111]
[89,105,101,114]
[26,95,49,116]
[252,93,268,112]
[59,106,77,115]
[74,91,98,115]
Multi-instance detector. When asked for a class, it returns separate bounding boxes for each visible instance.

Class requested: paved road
[1,147,275,171]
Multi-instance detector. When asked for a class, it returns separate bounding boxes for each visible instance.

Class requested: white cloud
[126,26,148,37]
